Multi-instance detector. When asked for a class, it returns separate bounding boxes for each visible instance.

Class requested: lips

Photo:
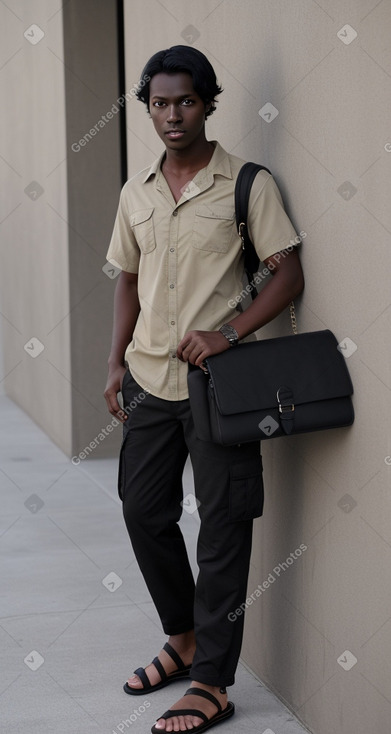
[165,130,185,139]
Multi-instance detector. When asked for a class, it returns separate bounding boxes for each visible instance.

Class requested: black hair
[136,45,223,118]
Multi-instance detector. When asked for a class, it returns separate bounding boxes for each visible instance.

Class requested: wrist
[219,323,239,347]
[108,356,125,369]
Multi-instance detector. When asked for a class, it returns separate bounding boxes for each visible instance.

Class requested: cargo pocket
[229,457,264,522]
[117,370,143,501]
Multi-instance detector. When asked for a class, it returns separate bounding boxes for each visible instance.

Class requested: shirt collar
[141,141,233,184]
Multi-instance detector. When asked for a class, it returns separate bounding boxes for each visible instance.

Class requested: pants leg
[119,370,264,686]
[120,370,195,635]
[179,400,264,688]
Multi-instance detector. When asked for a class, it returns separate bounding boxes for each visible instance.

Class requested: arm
[104,271,140,421]
[176,248,304,367]
[229,248,304,339]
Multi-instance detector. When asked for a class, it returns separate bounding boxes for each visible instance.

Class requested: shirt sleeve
[247,172,300,264]
[106,182,140,273]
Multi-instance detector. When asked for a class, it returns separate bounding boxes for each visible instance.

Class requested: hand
[177,330,230,367]
[104,364,128,423]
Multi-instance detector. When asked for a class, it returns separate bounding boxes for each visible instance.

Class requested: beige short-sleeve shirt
[106,141,299,400]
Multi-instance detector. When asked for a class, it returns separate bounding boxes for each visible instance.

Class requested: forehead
[149,72,197,98]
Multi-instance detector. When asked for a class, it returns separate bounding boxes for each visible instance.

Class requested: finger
[187,345,206,366]
[194,349,209,367]
[116,410,128,424]
[176,334,192,360]
[104,391,128,423]
[177,341,194,362]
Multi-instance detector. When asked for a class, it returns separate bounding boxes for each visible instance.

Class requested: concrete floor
[0,395,311,734]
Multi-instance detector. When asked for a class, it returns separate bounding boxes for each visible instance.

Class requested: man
[104,45,304,734]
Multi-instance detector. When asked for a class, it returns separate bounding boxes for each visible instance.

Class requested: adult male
[104,45,304,734]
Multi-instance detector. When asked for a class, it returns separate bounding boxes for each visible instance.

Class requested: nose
[167,104,182,123]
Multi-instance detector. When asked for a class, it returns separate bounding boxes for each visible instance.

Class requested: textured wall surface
[0,0,72,453]
[0,0,123,458]
[122,2,391,733]
[62,0,124,458]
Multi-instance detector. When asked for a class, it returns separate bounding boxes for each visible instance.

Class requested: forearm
[228,253,304,340]
[177,251,304,366]
[108,272,140,367]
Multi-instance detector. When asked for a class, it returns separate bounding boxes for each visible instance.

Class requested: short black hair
[136,45,223,118]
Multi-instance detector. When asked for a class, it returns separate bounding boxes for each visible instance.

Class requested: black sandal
[123,642,192,695]
[150,686,235,733]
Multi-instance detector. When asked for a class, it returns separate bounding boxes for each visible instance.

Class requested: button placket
[168,208,179,394]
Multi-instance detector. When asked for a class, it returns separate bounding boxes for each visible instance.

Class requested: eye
[181,98,194,106]
[152,100,166,107]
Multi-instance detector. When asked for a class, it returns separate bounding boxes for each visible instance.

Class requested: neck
[163,138,215,175]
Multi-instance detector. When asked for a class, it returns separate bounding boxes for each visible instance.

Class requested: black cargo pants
[119,368,264,687]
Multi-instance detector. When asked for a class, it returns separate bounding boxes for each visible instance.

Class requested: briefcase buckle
[279,403,295,413]
[277,386,295,414]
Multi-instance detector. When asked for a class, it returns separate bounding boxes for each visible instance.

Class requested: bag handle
[235,162,298,335]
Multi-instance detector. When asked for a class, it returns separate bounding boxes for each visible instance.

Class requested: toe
[154,719,167,731]
[154,714,201,732]
[126,674,142,688]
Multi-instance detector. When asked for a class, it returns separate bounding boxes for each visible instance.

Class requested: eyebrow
[150,93,195,100]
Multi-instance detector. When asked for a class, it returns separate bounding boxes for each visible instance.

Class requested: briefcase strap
[235,162,298,335]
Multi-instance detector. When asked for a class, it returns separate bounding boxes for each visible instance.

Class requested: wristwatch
[219,323,239,347]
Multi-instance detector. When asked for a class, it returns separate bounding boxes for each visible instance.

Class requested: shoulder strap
[235,162,271,300]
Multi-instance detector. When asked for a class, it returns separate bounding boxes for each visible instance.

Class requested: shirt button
[171,353,176,358]
[170,247,175,252]
[172,210,178,216]
[171,320,175,325]
[169,284,175,289]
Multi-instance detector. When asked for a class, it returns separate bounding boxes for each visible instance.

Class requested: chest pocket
[193,205,236,253]
[130,208,155,253]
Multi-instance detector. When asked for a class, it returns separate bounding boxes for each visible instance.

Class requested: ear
[205,102,212,116]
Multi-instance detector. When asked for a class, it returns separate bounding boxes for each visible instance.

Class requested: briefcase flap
[205,330,354,416]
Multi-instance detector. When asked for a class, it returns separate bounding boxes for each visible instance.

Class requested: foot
[153,681,228,731]
[126,632,196,691]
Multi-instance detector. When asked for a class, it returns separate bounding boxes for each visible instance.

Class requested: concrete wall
[122,2,391,733]
[0,0,72,452]
[0,0,123,458]
[62,0,124,458]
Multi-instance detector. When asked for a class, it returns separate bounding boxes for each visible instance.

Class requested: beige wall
[123,2,391,733]
[0,0,72,453]
[0,0,123,458]
[62,0,124,458]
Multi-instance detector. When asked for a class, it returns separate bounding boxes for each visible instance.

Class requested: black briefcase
[187,329,354,445]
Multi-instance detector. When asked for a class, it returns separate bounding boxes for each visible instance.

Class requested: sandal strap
[152,656,167,681]
[163,641,187,671]
[184,686,222,713]
[160,708,208,723]
[132,643,188,691]
[133,666,150,689]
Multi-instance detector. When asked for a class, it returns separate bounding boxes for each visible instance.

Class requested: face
[149,72,210,151]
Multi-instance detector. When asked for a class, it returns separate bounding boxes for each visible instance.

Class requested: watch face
[227,335,238,346]
[220,324,238,345]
